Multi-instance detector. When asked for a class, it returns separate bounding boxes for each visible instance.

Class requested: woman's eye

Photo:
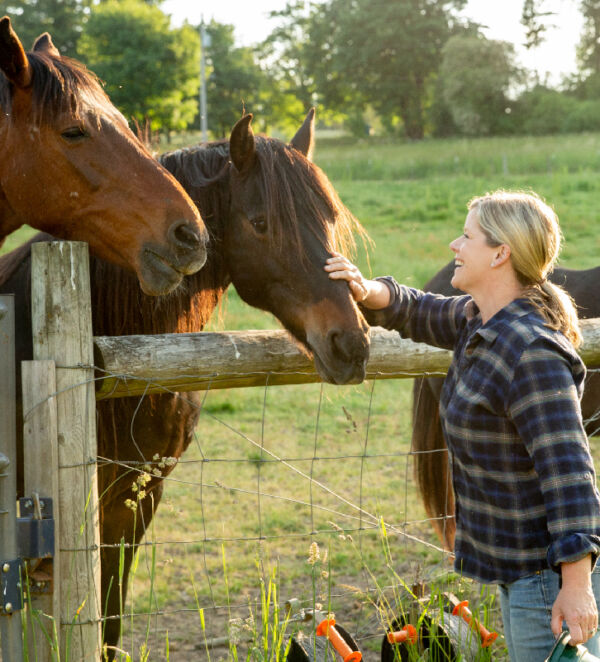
[61,126,89,141]
[250,216,267,234]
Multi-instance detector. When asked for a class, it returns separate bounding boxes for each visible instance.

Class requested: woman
[325,190,600,661]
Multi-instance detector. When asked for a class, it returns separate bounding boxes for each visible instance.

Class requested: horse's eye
[250,216,267,234]
[61,126,89,142]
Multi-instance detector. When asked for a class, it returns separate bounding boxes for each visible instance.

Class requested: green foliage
[266,0,467,140]
[440,34,521,136]
[203,21,270,137]
[578,0,600,75]
[521,0,555,50]
[258,2,319,117]
[562,98,600,132]
[77,0,200,132]
[3,0,92,54]
[515,86,579,134]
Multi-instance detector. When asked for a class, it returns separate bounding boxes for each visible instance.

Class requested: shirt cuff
[547,533,600,573]
[358,276,398,327]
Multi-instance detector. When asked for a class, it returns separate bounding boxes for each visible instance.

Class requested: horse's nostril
[328,329,348,360]
[327,328,370,365]
[169,220,202,250]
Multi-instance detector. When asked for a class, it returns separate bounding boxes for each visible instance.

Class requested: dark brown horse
[0,110,370,657]
[412,260,600,549]
[0,16,207,295]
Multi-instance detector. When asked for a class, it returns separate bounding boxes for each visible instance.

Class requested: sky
[160,0,583,86]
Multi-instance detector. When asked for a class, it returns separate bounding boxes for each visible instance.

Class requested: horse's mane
[0,51,122,126]
[0,233,51,286]
[92,146,231,338]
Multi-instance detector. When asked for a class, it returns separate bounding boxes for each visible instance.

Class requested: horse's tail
[411,376,455,550]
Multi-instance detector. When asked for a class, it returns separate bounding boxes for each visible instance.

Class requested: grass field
[3,132,600,661]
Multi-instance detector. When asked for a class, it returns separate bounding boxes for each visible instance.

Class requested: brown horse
[411,260,600,549]
[0,110,370,657]
[0,16,208,295]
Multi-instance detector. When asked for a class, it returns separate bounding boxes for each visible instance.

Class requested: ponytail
[524,281,582,348]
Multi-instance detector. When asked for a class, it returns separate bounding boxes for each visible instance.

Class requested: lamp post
[199,17,210,142]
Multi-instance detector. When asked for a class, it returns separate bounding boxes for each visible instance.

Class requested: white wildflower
[308,541,320,565]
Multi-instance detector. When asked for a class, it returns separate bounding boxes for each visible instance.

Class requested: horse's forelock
[12,52,119,126]
[159,142,230,191]
[255,137,366,261]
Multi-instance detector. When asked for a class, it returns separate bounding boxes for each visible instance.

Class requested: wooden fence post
[22,360,60,661]
[31,242,101,662]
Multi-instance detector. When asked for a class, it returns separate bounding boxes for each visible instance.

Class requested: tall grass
[314,132,600,181]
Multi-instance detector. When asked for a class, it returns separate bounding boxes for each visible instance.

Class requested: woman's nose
[449,237,459,252]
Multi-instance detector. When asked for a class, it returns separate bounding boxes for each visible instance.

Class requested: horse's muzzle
[309,328,370,385]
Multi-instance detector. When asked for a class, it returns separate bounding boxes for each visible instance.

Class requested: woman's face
[449,209,499,294]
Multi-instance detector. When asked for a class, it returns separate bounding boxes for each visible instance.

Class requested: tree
[440,34,521,135]
[266,0,467,140]
[578,0,600,75]
[77,0,199,133]
[3,0,92,54]
[259,3,320,113]
[521,0,555,50]
[202,21,270,137]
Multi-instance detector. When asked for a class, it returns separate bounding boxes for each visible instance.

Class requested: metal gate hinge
[0,559,23,614]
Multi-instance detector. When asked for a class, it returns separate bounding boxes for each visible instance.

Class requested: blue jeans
[498,567,600,662]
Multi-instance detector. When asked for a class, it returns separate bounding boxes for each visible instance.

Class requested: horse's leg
[411,376,455,549]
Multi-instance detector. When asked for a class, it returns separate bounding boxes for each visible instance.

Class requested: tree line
[4,0,600,139]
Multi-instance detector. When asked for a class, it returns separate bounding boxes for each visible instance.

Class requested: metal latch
[17,495,54,559]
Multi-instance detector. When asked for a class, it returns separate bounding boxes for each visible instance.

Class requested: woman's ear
[491,244,511,267]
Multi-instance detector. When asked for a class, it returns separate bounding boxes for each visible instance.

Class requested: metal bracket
[17,496,54,560]
[0,559,23,614]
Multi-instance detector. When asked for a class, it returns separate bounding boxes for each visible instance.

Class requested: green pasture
[3,133,600,661]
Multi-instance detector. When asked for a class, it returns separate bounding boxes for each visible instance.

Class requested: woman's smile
[449,209,497,294]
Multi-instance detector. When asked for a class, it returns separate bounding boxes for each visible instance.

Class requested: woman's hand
[551,556,598,645]
[324,252,391,309]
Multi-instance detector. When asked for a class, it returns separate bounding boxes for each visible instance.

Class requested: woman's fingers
[324,254,368,301]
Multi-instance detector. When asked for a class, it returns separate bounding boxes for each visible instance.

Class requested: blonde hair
[468,190,582,348]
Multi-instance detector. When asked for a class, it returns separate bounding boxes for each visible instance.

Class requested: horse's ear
[230,113,256,174]
[290,107,315,161]
[0,16,32,88]
[33,32,60,58]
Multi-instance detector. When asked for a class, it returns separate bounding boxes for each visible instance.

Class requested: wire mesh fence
[39,362,597,661]
[92,372,460,660]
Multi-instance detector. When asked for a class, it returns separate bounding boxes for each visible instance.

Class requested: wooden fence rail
[94,319,600,399]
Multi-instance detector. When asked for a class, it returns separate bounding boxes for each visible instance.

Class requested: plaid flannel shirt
[362,277,600,584]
